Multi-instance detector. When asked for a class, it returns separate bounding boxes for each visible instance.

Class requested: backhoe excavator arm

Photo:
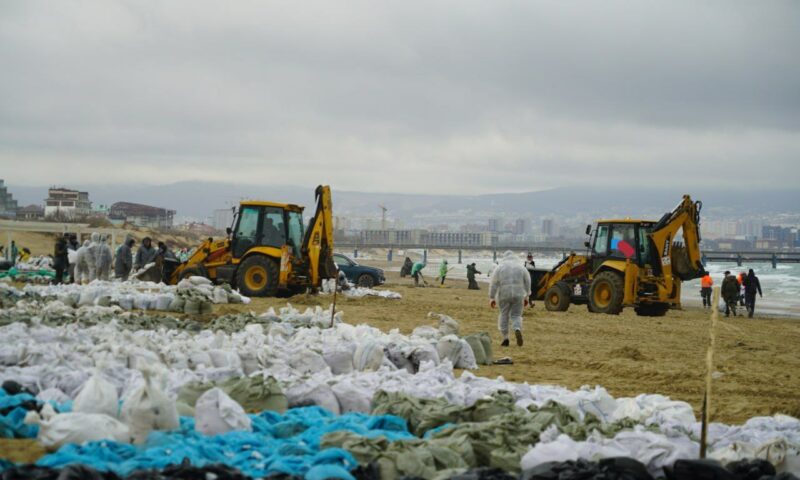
[648,195,705,296]
[301,185,336,288]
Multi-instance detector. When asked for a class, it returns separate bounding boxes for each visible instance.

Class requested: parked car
[333,253,385,288]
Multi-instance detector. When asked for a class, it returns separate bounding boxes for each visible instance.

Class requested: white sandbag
[189,276,212,286]
[120,369,180,444]
[117,295,134,310]
[353,341,384,372]
[25,403,130,450]
[411,325,440,340]
[385,344,414,373]
[73,372,120,418]
[410,344,440,370]
[212,287,229,304]
[436,335,463,365]
[323,348,355,375]
[154,294,173,311]
[187,351,213,369]
[454,338,478,370]
[133,294,153,311]
[208,349,243,370]
[285,382,341,415]
[194,387,252,435]
[0,344,26,366]
[77,290,97,307]
[435,313,460,336]
[288,349,329,375]
[238,350,261,376]
[332,379,373,413]
[36,388,71,405]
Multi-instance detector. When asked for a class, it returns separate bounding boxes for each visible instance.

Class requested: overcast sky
[1,0,798,194]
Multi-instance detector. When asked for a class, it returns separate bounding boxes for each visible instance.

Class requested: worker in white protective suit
[489,250,531,347]
[85,232,100,282]
[95,234,113,281]
[75,240,91,284]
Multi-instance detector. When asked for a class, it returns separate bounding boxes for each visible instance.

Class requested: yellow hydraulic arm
[301,185,337,288]
[647,195,705,297]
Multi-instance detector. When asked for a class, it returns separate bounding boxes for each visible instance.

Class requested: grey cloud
[0,0,798,194]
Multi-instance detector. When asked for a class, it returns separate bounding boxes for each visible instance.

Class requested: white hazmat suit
[85,233,100,282]
[75,240,91,284]
[489,251,532,344]
[96,235,113,281]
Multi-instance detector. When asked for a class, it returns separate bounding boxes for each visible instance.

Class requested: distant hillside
[8,182,800,221]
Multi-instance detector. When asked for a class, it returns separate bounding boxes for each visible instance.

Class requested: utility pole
[378,204,387,230]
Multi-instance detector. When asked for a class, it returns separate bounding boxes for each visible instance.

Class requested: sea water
[381,250,800,318]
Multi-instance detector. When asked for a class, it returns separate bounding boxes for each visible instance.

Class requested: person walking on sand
[737,271,746,306]
[438,259,449,286]
[489,251,531,347]
[743,269,763,318]
[411,260,427,287]
[700,272,713,308]
[721,271,739,317]
[467,263,481,290]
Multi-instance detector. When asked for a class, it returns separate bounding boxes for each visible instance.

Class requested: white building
[44,187,91,219]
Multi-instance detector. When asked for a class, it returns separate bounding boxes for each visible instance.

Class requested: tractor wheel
[635,303,671,317]
[236,256,279,297]
[179,265,207,281]
[357,274,375,288]
[589,271,625,315]
[544,283,571,312]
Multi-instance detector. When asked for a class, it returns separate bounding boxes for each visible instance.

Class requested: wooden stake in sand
[700,286,721,458]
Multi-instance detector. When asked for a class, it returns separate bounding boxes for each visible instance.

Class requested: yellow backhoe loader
[167,185,336,297]
[530,195,705,316]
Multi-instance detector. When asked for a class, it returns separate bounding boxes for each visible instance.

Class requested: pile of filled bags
[321,279,402,300]
[0,276,249,313]
[0,255,55,283]
[0,303,798,479]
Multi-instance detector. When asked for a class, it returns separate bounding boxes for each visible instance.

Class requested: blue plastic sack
[34,406,414,477]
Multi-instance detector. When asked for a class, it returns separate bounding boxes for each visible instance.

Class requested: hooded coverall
[489,251,532,342]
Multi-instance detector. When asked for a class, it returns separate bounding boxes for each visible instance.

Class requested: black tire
[179,265,207,281]
[635,303,670,317]
[589,271,625,315]
[357,274,376,288]
[236,255,279,297]
[544,283,571,312]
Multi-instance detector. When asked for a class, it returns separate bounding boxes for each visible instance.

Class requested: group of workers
[46,234,183,284]
[1,241,31,264]
[700,269,763,318]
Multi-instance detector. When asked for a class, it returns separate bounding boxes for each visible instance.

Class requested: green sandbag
[183,299,201,315]
[322,430,476,480]
[463,334,487,366]
[200,300,213,314]
[477,332,492,364]
[168,296,185,313]
[371,390,517,436]
[177,375,288,413]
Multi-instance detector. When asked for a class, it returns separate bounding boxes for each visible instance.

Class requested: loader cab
[230,202,305,259]
[588,220,654,271]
